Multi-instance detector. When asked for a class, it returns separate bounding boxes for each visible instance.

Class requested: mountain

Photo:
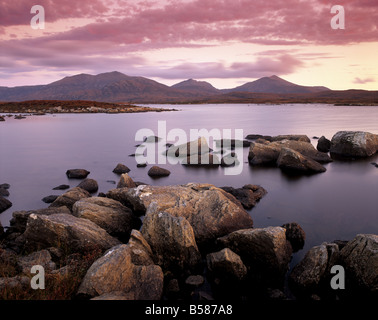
[1,72,374,104]
[171,79,220,95]
[225,75,331,94]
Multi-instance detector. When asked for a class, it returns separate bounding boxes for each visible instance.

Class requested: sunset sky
[0,0,377,90]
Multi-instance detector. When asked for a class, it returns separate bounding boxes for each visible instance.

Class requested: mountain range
[0,71,376,104]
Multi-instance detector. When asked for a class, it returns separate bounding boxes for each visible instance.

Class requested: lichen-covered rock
[339,234,378,294]
[23,213,120,253]
[141,211,201,275]
[72,197,140,241]
[77,242,163,300]
[107,183,253,247]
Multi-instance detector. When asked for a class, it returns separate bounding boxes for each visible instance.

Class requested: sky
[0,0,377,90]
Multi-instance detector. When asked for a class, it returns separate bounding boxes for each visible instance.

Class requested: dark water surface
[1,104,377,266]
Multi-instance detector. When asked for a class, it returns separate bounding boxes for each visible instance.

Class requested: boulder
[185,275,205,288]
[141,211,202,275]
[23,213,120,253]
[72,197,140,241]
[271,140,332,163]
[166,137,211,157]
[281,222,306,252]
[330,131,378,158]
[220,185,267,210]
[117,173,136,188]
[66,169,90,179]
[77,179,99,193]
[0,183,10,190]
[317,136,331,153]
[77,241,163,299]
[339,234,378,294]
[217,227,292,279]
[289,242,339,293]
[0,196,12,213]
[10,206,72,233]
[49,187,90,211]
[206,248,247,282]
[112,163,130,174]
[277,147,326,174]
[107,183,253,247]
[248,142,281,166]
[245,134,273,141]
[147,166,171,177]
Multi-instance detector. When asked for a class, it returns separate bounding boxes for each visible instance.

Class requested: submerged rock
[220,185,267,210]
[317,136,331,153]
[147,166,171,177]
[112,163,130,174]
[0,196,12,213]
[330,131,378,158]
[42,195,59,204]
[77,178,99,193]
[66,169,90,179]
[52,184,70,190]
[0,188,10,197]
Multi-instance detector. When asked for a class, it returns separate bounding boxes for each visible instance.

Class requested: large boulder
[0,196,12,214]
[289,242,339,295]
[272,140,332,163]
[217,227,292,281]
[77,232,163,300]
[277,147,326,174]
[248,142,281,166]
[10,206,71,233]
[49,187,90,211]
[339,234,378,294]
[330,131,378,158]
[107,183,253,247]
[23,213,120,253]
[72,197,140,241]
[17,250,56,274]
[141,211,202,275]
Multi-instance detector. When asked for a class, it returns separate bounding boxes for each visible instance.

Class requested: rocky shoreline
[0,130,377,301]
[0,100,177,116]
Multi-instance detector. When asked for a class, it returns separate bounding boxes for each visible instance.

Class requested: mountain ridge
[0,71,375,104]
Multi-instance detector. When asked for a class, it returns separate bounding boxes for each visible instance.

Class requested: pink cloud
[353,77,375,84]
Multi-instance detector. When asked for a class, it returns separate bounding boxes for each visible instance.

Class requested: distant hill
[0,72,376,104]
[171,79,220,95]
[224,75,331,94]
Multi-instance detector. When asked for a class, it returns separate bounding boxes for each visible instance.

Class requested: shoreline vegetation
[0,131,377,301]
[0,100,177,115]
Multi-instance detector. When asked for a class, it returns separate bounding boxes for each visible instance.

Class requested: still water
[1,104,377,265]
